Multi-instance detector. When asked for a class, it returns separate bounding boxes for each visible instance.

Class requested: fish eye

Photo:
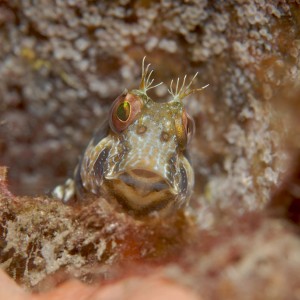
[116,101,131,122]
[184,112,195,144]
[176,109,195,149]
[109,92,143,133]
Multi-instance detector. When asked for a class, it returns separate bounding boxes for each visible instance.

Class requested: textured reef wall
[1,0,300,299]
[1,0,299,212]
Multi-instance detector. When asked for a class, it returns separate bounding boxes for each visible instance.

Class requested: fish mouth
[119,169,172,195]
[104,168,177,214]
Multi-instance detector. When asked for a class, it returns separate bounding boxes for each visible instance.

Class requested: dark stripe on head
[179,164,188,196]
[93,147,110,179]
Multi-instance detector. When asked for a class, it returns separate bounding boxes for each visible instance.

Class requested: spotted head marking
[77,57,209,217]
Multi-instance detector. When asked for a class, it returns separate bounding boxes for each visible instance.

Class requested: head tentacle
[168,72,209,102]
[139,56,163,96]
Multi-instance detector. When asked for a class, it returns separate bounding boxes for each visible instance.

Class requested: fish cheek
[167,154,177,184]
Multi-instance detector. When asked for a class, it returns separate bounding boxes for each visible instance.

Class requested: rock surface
[2,166,300,299]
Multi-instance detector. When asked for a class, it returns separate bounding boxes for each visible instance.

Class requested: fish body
[53,58,207,217]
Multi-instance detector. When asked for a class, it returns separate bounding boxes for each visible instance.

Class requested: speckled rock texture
[1,0,300,299]
[0,166,196,289]
[1,167,300,299]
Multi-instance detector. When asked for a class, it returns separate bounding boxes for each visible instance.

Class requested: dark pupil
[116,101,131,121]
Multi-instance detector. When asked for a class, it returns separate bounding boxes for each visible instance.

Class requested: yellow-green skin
[53,90,194,217]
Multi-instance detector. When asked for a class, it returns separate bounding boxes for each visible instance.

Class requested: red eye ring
[109,92,143,133]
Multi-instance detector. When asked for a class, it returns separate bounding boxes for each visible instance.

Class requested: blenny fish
[53,58,208,217]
